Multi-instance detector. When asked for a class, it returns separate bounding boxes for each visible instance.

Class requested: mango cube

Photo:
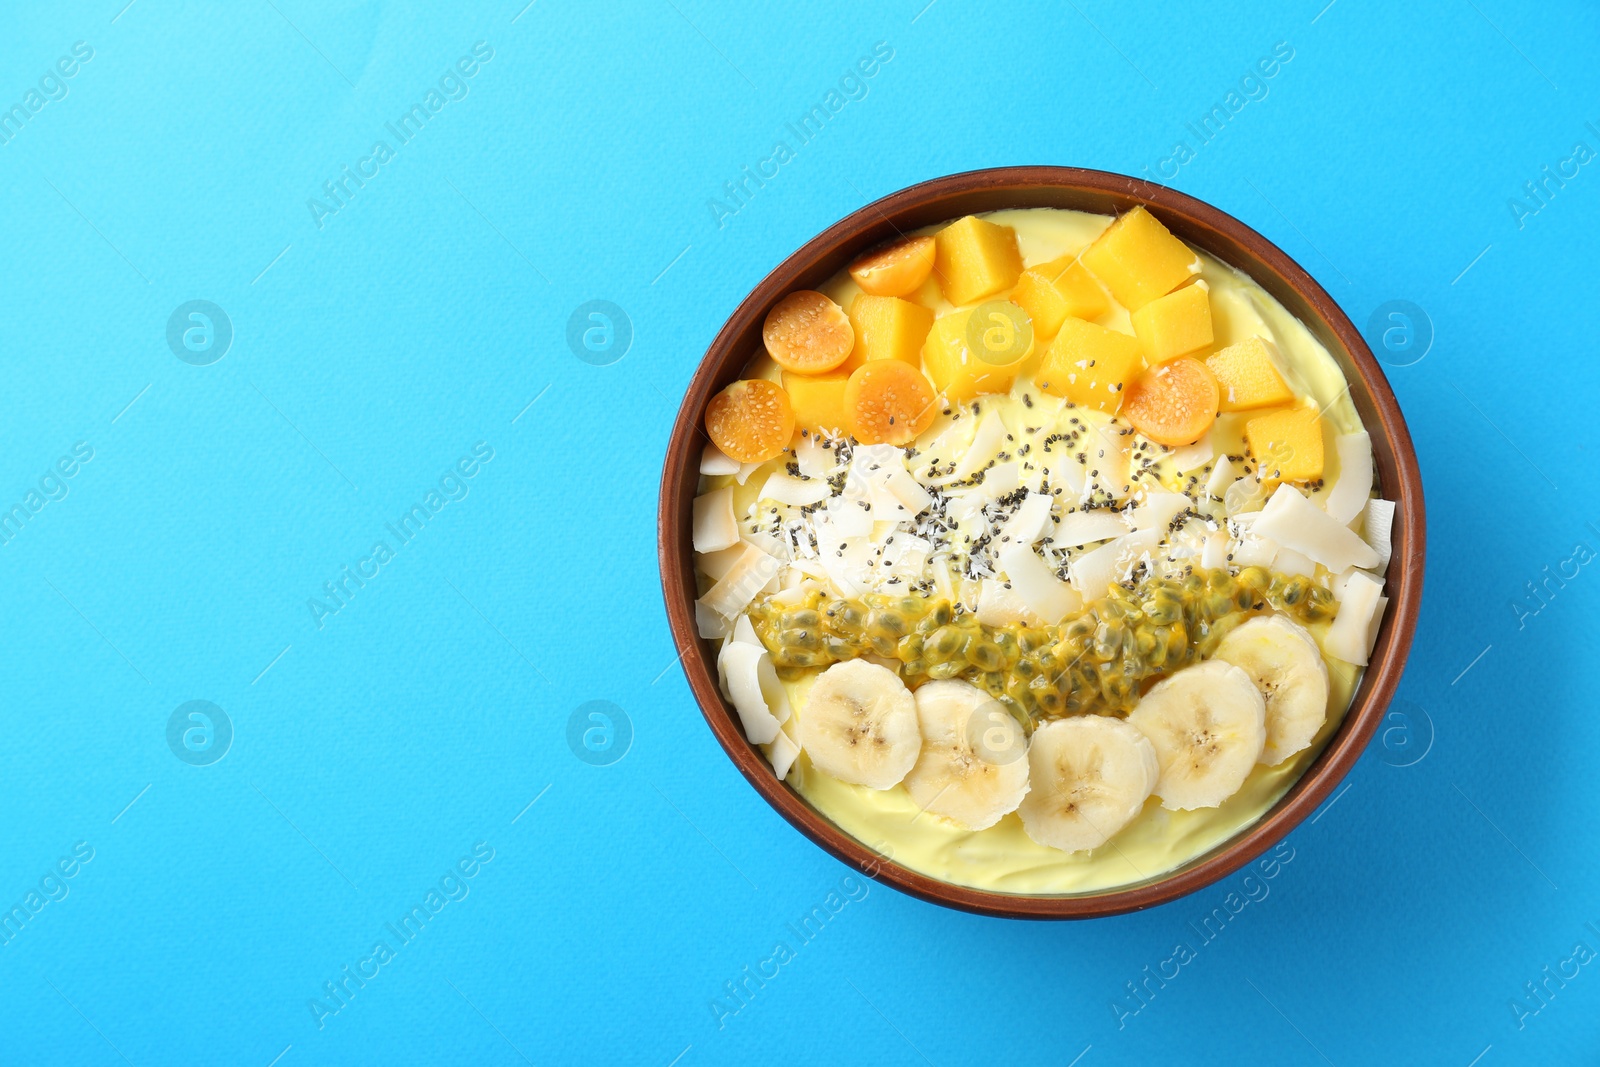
[933,215,1023,306]
[1010,255,1109,338]
[1080,206,1199,311]
[782,370,851,437]
[1010,269,1071,340]
[1206,336,1294,411]
[1036,317,1144,413]
[842,294,934,372]
[1246,406,1325,484]
[921,309,1030,403]
[1045,256,1110,320]
[1131,281,1213,363]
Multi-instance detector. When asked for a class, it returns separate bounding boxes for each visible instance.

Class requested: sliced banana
[1213,616,1329,766]
[800,660,920,789]
[1017,716,1159,852]
[902,681,1030,831]
[1126,660,1266,810]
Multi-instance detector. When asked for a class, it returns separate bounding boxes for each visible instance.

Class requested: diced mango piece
[1010,269,1071,339]
[1246,406,1325,484]
[1205,336,1295,411]
[933,215,1023,306]
[842,294,935,372]
[906,275,943,309]
[1045,256,1111,321]
[1036,317,1145,413]
[1080,205,1199,311]
[1010,253,1110,338]
[1131,281,1214,363]
[921,308,1030,403]
[782,370,851,437]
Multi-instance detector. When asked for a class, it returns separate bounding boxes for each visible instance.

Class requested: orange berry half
[844,360,937,446]
[705,379,795,463]
[848,235,936,297]
[762,291,854,373]
[1121,357,1220,447]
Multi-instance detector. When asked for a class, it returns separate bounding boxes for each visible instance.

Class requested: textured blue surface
[0,1,1595,1063]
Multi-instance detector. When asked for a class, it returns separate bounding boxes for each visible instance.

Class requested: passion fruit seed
[747,567,1339,723]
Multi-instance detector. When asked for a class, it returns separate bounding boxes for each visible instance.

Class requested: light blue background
[0,0,1593,1063]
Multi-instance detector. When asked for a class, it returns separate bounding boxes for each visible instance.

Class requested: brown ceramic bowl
[657,166,1424,919]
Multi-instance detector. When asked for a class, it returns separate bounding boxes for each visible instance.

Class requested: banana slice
[1017,716,1158,852]
[1213,616,1329,766]
[800,660,921,789]
[902,681,1030,830]
[1017,713,1158,857]
[1126,660,1266,810]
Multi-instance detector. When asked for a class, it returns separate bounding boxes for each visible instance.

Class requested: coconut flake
[1130,490,1190,533]
[697,544,781,619]
[1324,569,1383,665]
[757,472,830,507]
[796,435,837,478]
[767,729,801,780]
[1326,566,1376,602]
[695,600,729,639]
[852,443,903,470]
[788,559,828,582]
[1165,519,1208,562]
[1369,596,1389,654]
[999,490,1055,545]
[732,614,761,647]
[1048,449,1087,495]
[1224,473,1264,515]
[1200,529,1230,570]
[846,445,926,522]
[1253,484,1380,572]
[950,409,1008,481]
[1166,430,1215,474]
[1079,420,1131,505]
[1229,532,1280,568]
[1069,529,1161,601]
[914,418,976,485]
[822,493,873,538]
[814,521,868,598]
[882,465,933,516]
[981,461,1022,502]
[734,460,762,485]
[1051,509,1129,549]
[1324,432,1373,524]
[1363,498,1396,572]
[720,641,784,743]
[976,577,1036,627]
[697,543,749,582]
[879,534,932,584]
[998,541,1082,624]
[692,487,739,553]
[1274,547,1316,577]
[701,443,740,476]
[743,529,787,559]
[1206,456,1236,500]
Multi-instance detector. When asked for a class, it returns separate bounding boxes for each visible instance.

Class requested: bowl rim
[657,165,1425,919]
